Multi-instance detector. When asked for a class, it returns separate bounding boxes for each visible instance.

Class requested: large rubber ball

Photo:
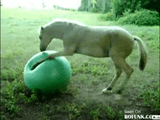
[24,51,71,94]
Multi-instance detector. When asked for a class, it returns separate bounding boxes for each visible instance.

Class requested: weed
[2,81,22,116]
[105,106,116,120]
[1,112,6,120]
[19,91,38,103]
[118,111,124,120]
[142,88,160,112]
[1,77,39,117]
[90,108,100,120]
[65,102,86,120]
[4,100,20,116]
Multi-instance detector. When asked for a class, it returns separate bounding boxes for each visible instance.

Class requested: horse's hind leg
[102,56,133,94]
[114,57,134,93]
[102,63,122,93]
[117,59,134,93]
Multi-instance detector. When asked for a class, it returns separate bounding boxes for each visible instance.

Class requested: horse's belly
[76,46,109,57]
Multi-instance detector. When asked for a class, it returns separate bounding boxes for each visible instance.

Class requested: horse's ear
[41,27,44,31]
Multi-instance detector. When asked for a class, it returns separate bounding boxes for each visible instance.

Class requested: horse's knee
[114,64,122,77]
[125,67,134,78]
[116,68,122,77]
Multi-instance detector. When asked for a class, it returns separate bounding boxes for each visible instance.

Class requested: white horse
[33,19,147,94]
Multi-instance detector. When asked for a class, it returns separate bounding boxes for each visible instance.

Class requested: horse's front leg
[47,48,74,59]
[31,48,74,70]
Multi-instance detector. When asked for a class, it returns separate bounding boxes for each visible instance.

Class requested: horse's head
[39,27,52,52]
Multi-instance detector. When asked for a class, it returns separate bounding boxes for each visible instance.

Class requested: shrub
[117,9,160,26]
[111,0,160,18]
[90,8,99,13]
[98,12,116,21]
[111,0,142,18]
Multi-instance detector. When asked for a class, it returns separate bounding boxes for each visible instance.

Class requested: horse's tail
[133,36,147,71]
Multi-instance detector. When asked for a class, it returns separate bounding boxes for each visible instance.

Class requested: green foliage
[90,8,99,13]
[90,108,100,120]
[78,0,89,11]
[98,12,116,21]
[65,103,86,120]
[111,0,140,17]
[117,9,160,26]
[1,80,21,116]
[111,0,150,18]
[88,103,119,120]
[106,106,116,120]
[78,0,111,13]
[1,77,38,116]
[142,88,160,111]
[139,0,160,13]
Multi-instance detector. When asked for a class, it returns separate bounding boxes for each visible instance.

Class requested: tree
[92,0,97,8]
[78,0,89,11]
[78,0,111,12]
[42,0,45,8]
[111,0,159,18]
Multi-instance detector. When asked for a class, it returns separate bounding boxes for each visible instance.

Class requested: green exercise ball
[24,51,71,94]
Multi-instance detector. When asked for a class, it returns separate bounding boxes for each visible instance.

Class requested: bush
[111,0,160,18]
[98,12,116,21]
[90,8,99,13]
[111,0,142,18]
[117,9,160,26]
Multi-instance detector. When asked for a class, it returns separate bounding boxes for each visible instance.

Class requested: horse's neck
[51,23,74,40]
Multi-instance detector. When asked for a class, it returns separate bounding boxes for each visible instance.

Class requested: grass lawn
[1,7,159,120]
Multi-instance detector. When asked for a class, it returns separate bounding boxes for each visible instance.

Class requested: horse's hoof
[48,54,55,59]
[101,88,113,94]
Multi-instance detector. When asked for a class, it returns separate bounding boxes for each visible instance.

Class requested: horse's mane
[38,19,86,34]
[44,18,86,28]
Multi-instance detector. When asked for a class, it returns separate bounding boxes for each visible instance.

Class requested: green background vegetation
[79,0,160,26]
